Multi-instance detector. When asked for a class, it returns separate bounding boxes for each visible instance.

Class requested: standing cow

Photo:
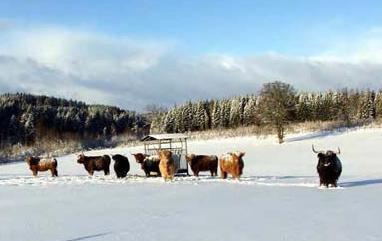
[112,154,130,178]
[77,154,111,176]
[132,153,161,177]
[220,152,245,180]
[186,154,218,177]
[312,145,342,187]
[159,150,177,181]
[25,156,58,177]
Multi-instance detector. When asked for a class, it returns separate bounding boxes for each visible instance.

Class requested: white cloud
[0,26,382,110]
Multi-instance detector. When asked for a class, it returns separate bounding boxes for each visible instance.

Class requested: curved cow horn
[334,147,341,155]
[312,144,320,154]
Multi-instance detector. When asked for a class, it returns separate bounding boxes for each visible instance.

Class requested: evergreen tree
[243,96,257,126]
[211,100,222,129]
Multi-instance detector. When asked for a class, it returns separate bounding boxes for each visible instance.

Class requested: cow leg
[221,170,227,179]
[88,171,94,176]
[50,168,55,177]
[319,178,324,187]
[104,168,110,175]
[32,170,38,177]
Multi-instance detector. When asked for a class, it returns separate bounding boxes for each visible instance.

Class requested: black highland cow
[112,154,130,178]
[312,145,342,187]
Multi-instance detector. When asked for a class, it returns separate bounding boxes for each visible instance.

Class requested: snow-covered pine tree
[220,99,231,128]
[229,97,241,128]
[211,100,221,129]
[296,93,312,122]
[164,109,176,133]
[374,90,382,119]
[243,95,256,126]
[358,90,375,120]
[195,101,209,131]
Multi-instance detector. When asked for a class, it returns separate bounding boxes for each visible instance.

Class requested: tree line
[1,82,381,150]
[0,93,148,148]
[150,82,382,143]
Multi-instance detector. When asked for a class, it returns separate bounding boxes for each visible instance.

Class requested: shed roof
[141,133,189,141]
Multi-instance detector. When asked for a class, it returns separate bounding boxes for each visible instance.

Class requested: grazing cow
[220,152,245,180]
[312,145,342,187]
[112,154,130,178]
[132,153,161,177]
[186,154,218,177]
[25,156,58,177]
[77,154,111,176]
[159,150,177,181]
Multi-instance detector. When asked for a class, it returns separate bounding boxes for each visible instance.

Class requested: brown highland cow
[25,156,58,177]
[186,154,218,177]
[220,152,245,180]
[158,150,177,181]
[77,154,111,176]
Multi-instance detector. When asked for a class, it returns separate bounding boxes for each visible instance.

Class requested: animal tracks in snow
[0,174,325,188]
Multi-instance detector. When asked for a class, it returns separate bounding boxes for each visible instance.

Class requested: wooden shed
[141,133,189,175]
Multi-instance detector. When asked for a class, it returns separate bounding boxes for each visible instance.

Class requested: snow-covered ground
[1,128,382,241]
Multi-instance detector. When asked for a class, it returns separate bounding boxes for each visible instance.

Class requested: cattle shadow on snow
[244,175,316,180]
[285,129,351,143]
[339,178,382,187]
[64,232,112,241]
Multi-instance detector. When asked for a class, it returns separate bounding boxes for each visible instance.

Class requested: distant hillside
[0,93,149,149]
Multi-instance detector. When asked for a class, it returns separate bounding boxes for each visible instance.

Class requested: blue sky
[0,1,382,110]
[1,0,381,55]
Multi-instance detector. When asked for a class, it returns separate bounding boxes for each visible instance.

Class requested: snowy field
[1,128,382,241]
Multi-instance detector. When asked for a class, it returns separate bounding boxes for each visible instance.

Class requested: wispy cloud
[0,26,381,110]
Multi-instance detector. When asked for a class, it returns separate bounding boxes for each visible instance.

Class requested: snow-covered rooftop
[141,133,189,141]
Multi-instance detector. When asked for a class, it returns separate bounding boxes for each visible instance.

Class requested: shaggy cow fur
[112,154,130,178]
[186,154,218,177]
[219,152,245,179]
[25,156,58,177]
[159,150,177,181]
[77,154,111,176]
[132,153,161,177]
[313,146,342,187]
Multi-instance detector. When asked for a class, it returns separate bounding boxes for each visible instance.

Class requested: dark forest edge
[1,81,382,163]
[0,93,148,163]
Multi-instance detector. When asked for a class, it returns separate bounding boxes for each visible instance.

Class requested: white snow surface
[1,128,382,241]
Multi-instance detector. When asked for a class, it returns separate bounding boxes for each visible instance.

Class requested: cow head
[132,153,146,163]
[25,156,39,166]
[77,153,86,164]
[159,150,173,164]
[185,154,196,164]
[230,151,245,160]
[312,145,340,169]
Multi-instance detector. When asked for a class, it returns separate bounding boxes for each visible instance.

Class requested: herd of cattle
[24,145,342,187]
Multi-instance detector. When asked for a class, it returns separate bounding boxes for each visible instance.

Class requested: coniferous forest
[151,86,382,135]
[0,93,148,151]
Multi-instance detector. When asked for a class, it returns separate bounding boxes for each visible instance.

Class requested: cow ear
[317,153,324,158]
[240,152,245,157]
